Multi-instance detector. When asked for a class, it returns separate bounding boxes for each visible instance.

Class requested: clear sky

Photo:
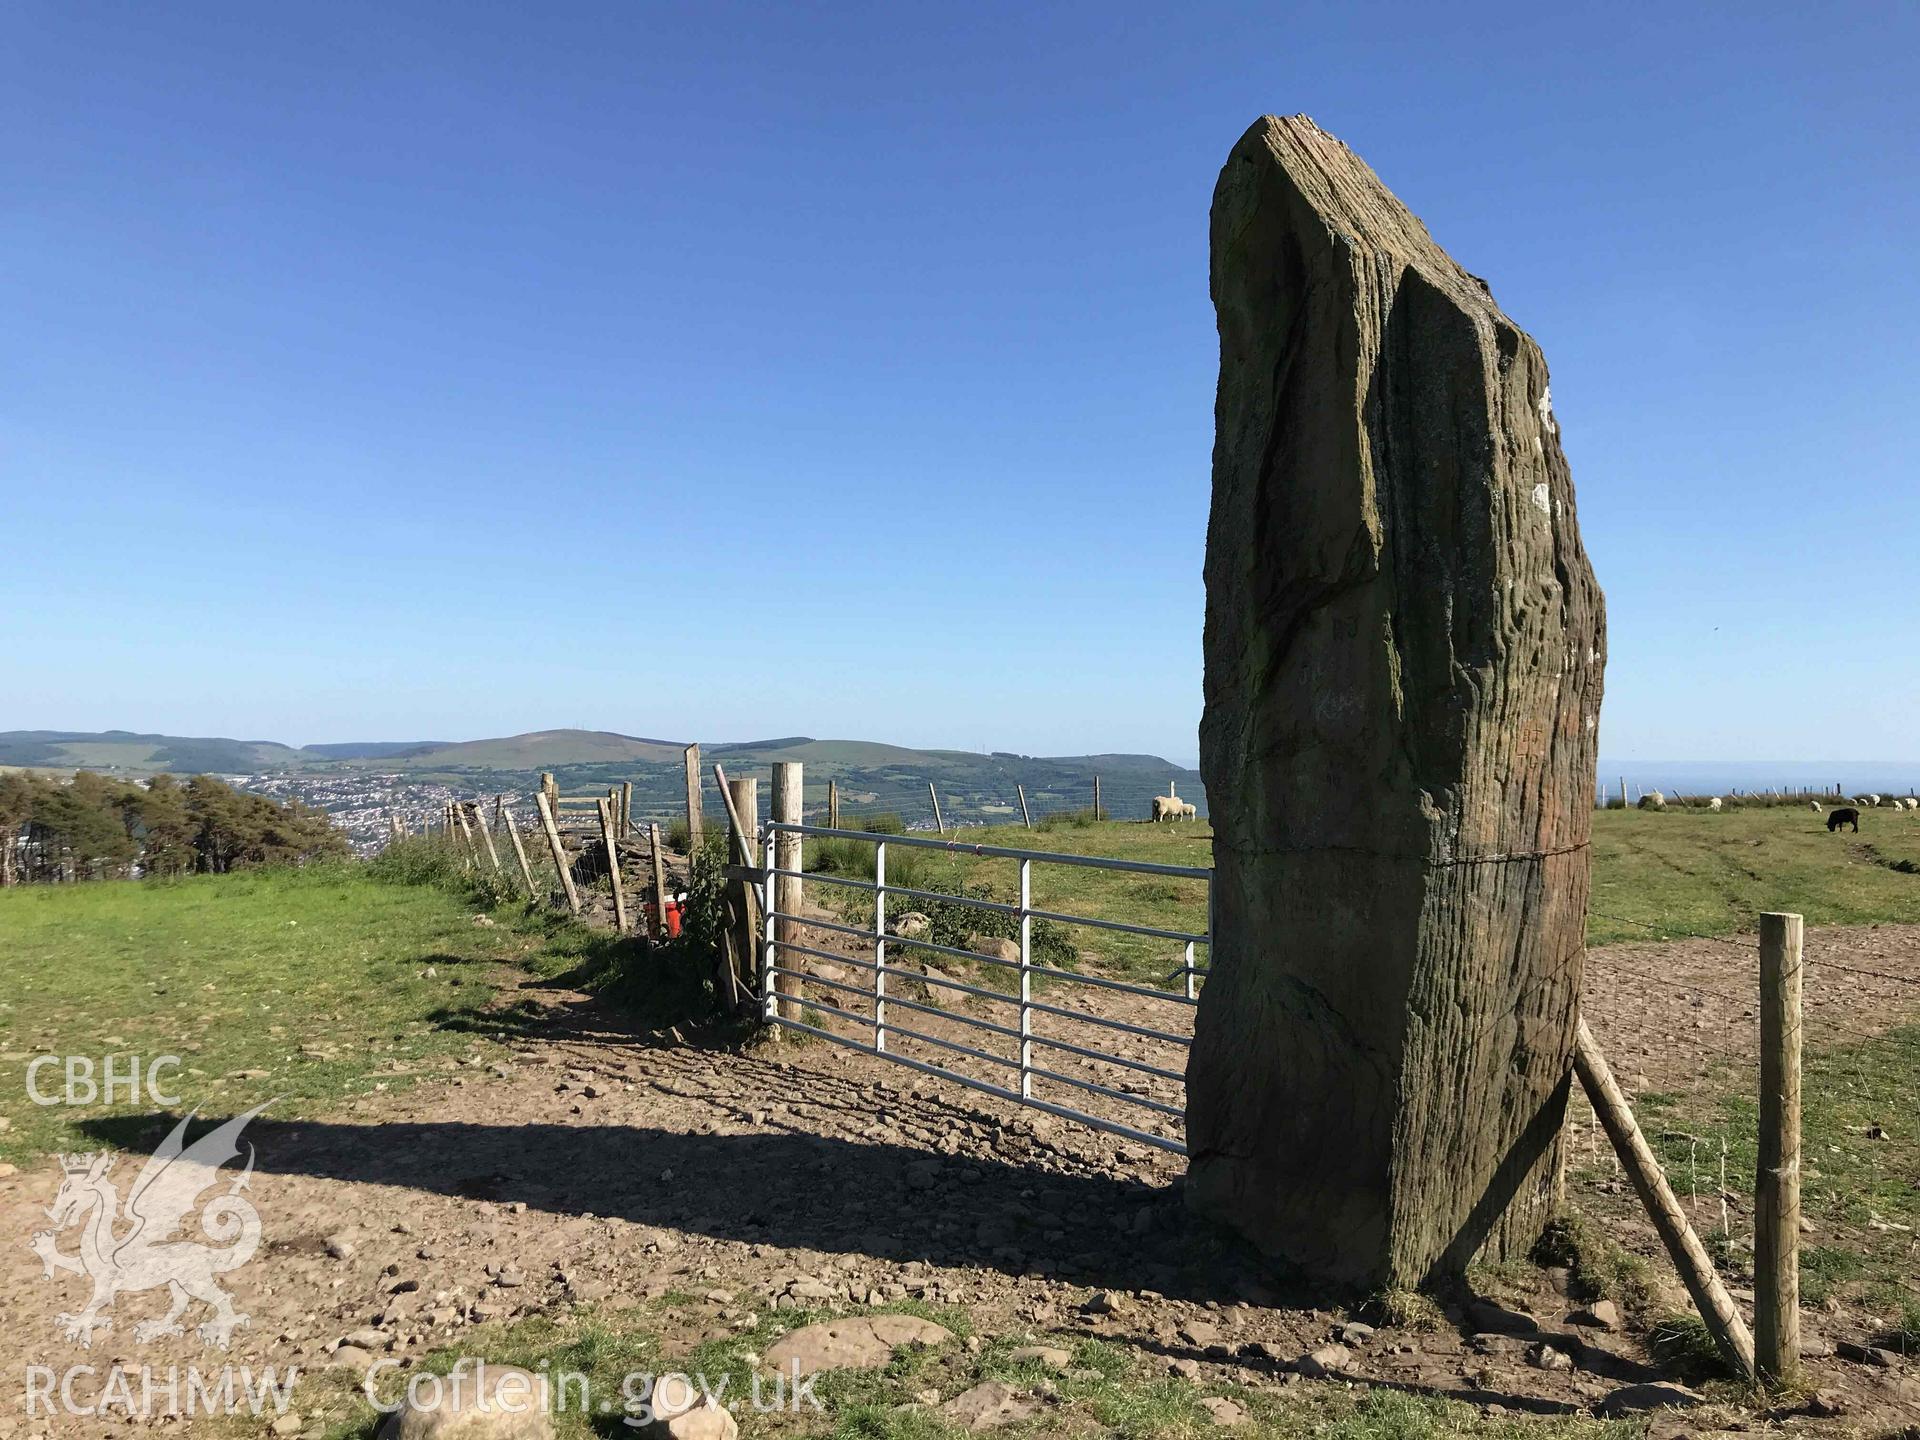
[4,2,1915,767]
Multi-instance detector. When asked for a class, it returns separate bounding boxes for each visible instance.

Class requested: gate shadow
[71,1113,1272,1305]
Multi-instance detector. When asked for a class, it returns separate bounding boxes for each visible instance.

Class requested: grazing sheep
[1904,797,1919,811]
[1637,790,1666,811]
[1179,802,1198,821]
[1150,795,1180,823]
[1707,796,1723,811]
[1810,800,1823,812]
[1828,807,1861,833]
[1858,794,1881,808]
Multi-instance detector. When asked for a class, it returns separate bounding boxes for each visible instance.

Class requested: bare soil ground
[3,922,1918,1437]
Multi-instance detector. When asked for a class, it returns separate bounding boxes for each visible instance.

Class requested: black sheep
[1827,807,1860,833]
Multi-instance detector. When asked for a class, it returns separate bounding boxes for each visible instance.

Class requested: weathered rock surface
[762,1313,953,1373]
[376,1363,552,1438]
[940,1379,1043,1430]
[1189,114,1605,1288]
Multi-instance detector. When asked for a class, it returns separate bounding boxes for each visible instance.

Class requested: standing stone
[1188,115,1605,1289]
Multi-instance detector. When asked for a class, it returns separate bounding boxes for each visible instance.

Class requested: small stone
[1085,1289,1133,1316]
[1008,1346,1072,1371]
[324,1234,356,1261]
[1198,1397,1249,1427]
[941,1380,1041,1431]
[1337,1321,1375,1344]
[1596,1382,1702,1417]
[1566,1300,1619,1331]
[327,1345,374,1369]
[374,1363,551,1437]
[269,1415,304,1437]
[1296,1344,1352,1379]
[1180,1320,1221,1347]
[1807,1389,1848,1417]
[495,1264,526,1288]
[1838,1340,1897,1368]
[763,1315,952,1373]
[1528,1343,1573,1372]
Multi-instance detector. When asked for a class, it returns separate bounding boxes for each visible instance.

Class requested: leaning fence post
[683,744,703,847]
[501,806,539,896]
[470,802,503,873]
[928,781,945,837]
[534,791,582,915]
[452,802,478,871]
[597,797,630,934]
[1574,1018,1756,1379]
[1017,783,1033,830]
[771,762,804,1021]
[1757,912,1804,1385]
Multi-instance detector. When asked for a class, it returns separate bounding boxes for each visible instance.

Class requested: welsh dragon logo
[28,1102,271,1348]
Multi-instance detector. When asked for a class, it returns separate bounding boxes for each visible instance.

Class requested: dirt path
[3,923,1917,1435]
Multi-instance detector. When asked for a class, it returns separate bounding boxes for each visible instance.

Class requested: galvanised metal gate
[758,822,1210,1153]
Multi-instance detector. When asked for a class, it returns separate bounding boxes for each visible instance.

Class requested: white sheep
[1150,795,1181,823]
[1179,802,1197,821]
[1707,796,1723,811]
[1810,800,1823,812]
[1637,790,1666,811]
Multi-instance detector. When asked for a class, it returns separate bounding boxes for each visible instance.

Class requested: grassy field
[0,864,617,1165]
[801,807,1920,983]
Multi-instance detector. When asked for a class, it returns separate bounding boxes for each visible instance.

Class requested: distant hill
[0,730,300,774]
[0,728,1206,827]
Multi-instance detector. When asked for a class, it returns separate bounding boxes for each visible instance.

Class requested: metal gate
[758,821,1210,1153]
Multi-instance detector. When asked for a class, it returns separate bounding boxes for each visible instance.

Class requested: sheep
[1707,796,1723,811]
[1827,807,1861,833]
[1636,790,1666,811]
[1150,795,1181,823]
[1179,802,1197,821]
[1810,800,1824,813]
[1857,794,1881,808]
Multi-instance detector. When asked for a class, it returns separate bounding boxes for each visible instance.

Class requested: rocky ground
[2,922,1917,1437]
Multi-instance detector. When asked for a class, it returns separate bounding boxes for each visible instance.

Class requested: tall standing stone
[1187,116,1605,1289]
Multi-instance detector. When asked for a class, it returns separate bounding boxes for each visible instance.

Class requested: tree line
[0,771,347,884]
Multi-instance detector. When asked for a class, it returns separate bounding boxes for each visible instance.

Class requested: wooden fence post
[771,762,804,1021]
[620,781,633,838]
[501,806,539,896]
[827,779,839,830]
[683,744,703,847]
[1017,784,1032,830]
[469,802,503,873]
[534,792,581,915]
[1093,775,1101,821]
[1574,1019,1756,1379]
[452,803,478,870]
[597,797,630,934]
[648,822,669,942]
[1757,912,1804,1385]
[541,772,558,822]
[928,781,945,837]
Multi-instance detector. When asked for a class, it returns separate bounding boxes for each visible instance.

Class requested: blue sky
[3,2,1914,767]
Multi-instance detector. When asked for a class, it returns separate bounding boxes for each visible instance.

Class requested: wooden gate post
[725,774,760,1010]
[648,822,669,942]
[501,806,539,895]
[597,797,630,934]
[771,762,804,1021]
[683,744,703,847]
[534,792,582,915]
[1757,912,1804,1385]
[1017,784,1033,830]
[928,781,945,837]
